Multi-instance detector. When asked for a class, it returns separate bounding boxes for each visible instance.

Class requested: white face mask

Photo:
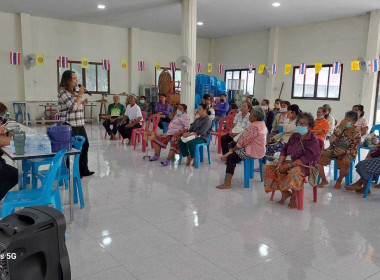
[260,106,267,111]
[318,115,324,120]
[280,108,287,113]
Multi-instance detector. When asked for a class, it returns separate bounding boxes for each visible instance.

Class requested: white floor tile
[76,266,136,280]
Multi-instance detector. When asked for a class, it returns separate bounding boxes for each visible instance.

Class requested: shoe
[161,159,170,166]
[150,155,159,161]
[81,171,94,178]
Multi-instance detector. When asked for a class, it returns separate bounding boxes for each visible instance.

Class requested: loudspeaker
[0,206,70,280]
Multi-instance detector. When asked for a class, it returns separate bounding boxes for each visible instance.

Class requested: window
[224,69,255,95]
[57,61,110,94]
[291,64,343,100]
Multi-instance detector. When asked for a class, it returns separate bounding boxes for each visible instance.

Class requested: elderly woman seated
[216,106,267,189]
[220,101,252,155]
[345,143,380,194]
[149,104,190,166]
[178,104,212,166]
[264,112,321,209]
[317,111,361,189]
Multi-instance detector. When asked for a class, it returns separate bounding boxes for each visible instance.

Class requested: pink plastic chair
[211,116,235,154]
[129,111,148,146]
[228,109,239,117]
[134,113,161,152]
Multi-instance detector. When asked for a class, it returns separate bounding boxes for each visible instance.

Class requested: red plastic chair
[129,111,148,145]
[269,138,324,210]
[134,113,161,152]
[211,116,235,154]
[228,109,239,117]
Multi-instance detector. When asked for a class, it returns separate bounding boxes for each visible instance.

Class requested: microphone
[78,84,92,96]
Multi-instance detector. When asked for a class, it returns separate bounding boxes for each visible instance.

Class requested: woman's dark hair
[159,93,167,98]
[262,99,270,105]
[60,70,75,89]
[198,103,210,115]
[297,112,315,128]
[275,98,282,104]
[242,101,252,111]
[140,96,146,100]
[353,104,364,117]
[179,103,187,112]
[346,110,359,122]
[281,101,291,107]
[288,104,301,115]
[318,106,327,113]
[203,94,210,100]
[252,98,260,106]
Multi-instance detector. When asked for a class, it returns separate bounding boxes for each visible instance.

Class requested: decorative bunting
[332,61,341,75]
[218,64,224,74]
[248,64,253,73]
[258,64,265,74]
[10,52,21,65]
[81,57,89,69]
[36,54,45,66]
[101,59,110,70]
[284,64,292,75]
[208,63,212,73]
[155,61,161,70]
[271,64,277,75]
[59,56,69,68]
[121,60,128,70]
[138,61,145,72]
[196,62,202,73]
[299,63,307,75]
[351,61,360,71]
[169,62,177,72]
[371,59,379,73]
[315,63,323,74]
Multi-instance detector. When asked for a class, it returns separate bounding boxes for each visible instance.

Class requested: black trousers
[0,157,18,201]
[103,117,122,136]
[118,121,141,140]
[71,126,90,175]
[158,116,171,129]
[226,152,243,175]
[221,134,234,155]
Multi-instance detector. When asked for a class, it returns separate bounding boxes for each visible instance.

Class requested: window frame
[224,68,256,95]
[291,64,343,101]
[57,60,111,94]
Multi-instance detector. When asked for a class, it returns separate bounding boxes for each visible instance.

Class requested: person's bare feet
[374,184,380,189]
[345,184,362,191]
[334,181,342,189]
[288,197,297,209]
[356,187,371,194]
[216,183,232,189]
[110,134,116,140]
[317,180,329,188]
[276,191,291,205]
[220,155,228,162]
[186,158,193,166]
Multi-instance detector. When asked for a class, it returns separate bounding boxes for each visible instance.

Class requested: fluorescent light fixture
[272,2,281,7]
[197,21,204,26]
[98,4,106,9]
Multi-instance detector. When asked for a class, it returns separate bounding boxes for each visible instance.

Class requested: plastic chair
[134,113,161,152]
[211,116,235,154]
[162,122,168,133]
[13,102,31,125]
[358,124,380,161]
[2,149,67,218]
[126,111,148,145]
[244,158,263,188]
[363,173,380,198]
[317,158,355,186]
[179,134,212,168]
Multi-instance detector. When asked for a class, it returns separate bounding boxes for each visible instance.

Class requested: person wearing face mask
[352,104,369,136]
[149,104,190,166]
[261,99,274,134]
[311,107,330,141]
[138,96,149,113]
[213,93,229,122]
[317,111,361,189]
[271,101,290,135]
[264,112,321,209]
[273,98,282,116]
[205,99,215,121]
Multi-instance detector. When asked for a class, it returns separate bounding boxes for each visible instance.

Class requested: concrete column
[361,10,380,125]
[265,27,280,104]
[181,0,197,120]
[20,13,33,101]
[128,28,140,95]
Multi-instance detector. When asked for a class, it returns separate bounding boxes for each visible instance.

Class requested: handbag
[181,135,196,143]
[231,123,244,134]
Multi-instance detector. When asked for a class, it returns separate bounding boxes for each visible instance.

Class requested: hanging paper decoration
[81,57,89,69]
[9,52,21,65]
[248,64,253,73]
[121,60,128,70]
[138,61,145,72]
[271,64,277,75]
[59,56,69,68]
[208,63,212,73]
[371,59,379,73]
[332,61,341,75]
[284,64,291,75]
[101,59,110,70]
[351,61,360,71]
[299,63,307,75]
[218,64,224,74]
[315,63,323,74]
[258,64,265,74]
[36,54,45,66]
[155,61,161,70]
[169,62,176,72]
[196,62,202,73]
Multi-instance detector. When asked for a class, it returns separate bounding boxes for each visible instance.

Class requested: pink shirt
[237,121,267,158]
[167,113,190,135]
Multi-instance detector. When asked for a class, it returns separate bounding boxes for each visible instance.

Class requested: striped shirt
[58,89,85,127]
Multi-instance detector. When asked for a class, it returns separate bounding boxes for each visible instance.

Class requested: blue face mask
[177,110,183,116]
[139,100,145,104]
[345,122,352,128]
[296,126,308,135]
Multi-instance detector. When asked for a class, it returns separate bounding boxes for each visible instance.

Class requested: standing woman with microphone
[58,70,94,177]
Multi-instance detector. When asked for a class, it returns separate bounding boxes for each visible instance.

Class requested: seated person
[178,104,212,166]
[323,104,335,138]
[213,93,229,122]
[311,107,330,141]
[217,106,267,189]
[205,99,215,121]
[352,104,369,136]
[139,96,149,113]
[0,125,18,200]
[245,96,253,105]
[200,94,211,105]
[149,104,190,166]
[266,104,299,159]
[261,99,274,134]
[221,101,251,155]
[273,98,283,116]
[264,112,321,209]
[317,111,361,189]
[155,93,171,129]
[103,95,125,140]
[271,101,290,135]
[117,94,142,145]
[346,142,380,194]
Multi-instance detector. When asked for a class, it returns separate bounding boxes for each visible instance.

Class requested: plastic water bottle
[10,140,15,154]
[42,135,51,154]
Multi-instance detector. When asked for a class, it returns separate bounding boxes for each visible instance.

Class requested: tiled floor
[57,124,380,279]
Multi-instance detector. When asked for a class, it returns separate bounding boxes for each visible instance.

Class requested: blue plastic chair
[363,173,380,198]
[36,136,85,208]
[358,124,380,161]
[2,149,66,218]
[179,134,212,168]
[317,158,355,185]
[244,158,263,188]
[162,122,168,134]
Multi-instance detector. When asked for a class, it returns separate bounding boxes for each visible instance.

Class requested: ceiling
[1,0,380,38]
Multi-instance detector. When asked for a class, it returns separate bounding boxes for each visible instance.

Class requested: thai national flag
[272,64,277,75]
[10,52,21,65]
[138,61,145,72]
[218,64,224,74]
[248,64,253,73]
[299,63,307,75]
[332,62,341,75]
[102,59,110,70]
[371,59,379,73]
[170,62,176,72]
[196,62,202,73]
[59,56,69,68]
